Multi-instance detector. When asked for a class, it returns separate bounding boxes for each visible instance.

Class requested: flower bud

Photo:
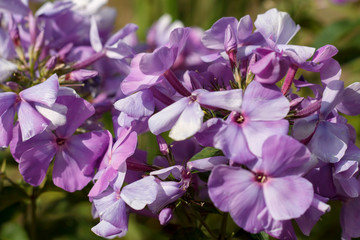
[45,56,57,70]
[156,135,169,155]
[159,208,173,225]
[224,24,237,54]
[66,69,98,81]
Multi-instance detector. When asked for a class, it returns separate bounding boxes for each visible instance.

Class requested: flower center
[255,172,267,183]
[236,114,245,124]
[56,138,66,146]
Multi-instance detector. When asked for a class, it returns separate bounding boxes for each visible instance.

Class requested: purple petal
[55,94,95,138]
[0,0,30,16]
[148,97,188,136]
[148,181,185,213]
[168,27,190,55]
[0,107,15,147]
[101,198,128,229]
[258,209,296,239]
[114,89,154,119]
[292,115,318,140]
[242,120,289,157]
[255,135,313,177]
[312,44,338,63]
[202,17,238,50]
[18,100,49,141]
[89,167,120,198]
[264,176,313,220]
[309,122,349,163]
[110,130,137,170]
[105,41,134,59]
[337,82,360,116]
[187,156,228,172]
[0,92,16,116]
[92,219,127,239]
[150,165,184,180]
[254,8,300,45]
[120,176,158,210]
[140,47,177,75]
[20,74,59,107]
[90,16,103,52]
[242,81,289,120]
[320,80,344,119]
[106,23,138,46]
[169,101,203,141]
[19,143,56,186]
[279,45,315,64]
[121,53,161,95]
[320,59,341,85]
[197,89,243,112]
[237,15,253,41]
[34,103,67,129]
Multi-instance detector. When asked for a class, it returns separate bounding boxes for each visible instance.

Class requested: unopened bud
[45,56,57,70]
[66,69,98,81]
[159,208,173,225]
[58,43,73,61]
[156,135,169,155]
[5,81,20,91]
[224,24,237,54]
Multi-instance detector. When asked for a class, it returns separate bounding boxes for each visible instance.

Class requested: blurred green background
[2,0,360,239]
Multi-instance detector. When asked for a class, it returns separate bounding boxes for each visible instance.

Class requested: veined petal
[169,101,203,141]
[242,81,289,121]
[20,74,59,107]
[90,16,103,52]
[92,219,127,239]
[264,176,313,220]
[19,143,56,186]
[0,92,16,116]
[120,176,158,210]
[35,102,67,129]
[148,97,188,136]
[197,89,243,112]
[18,100,49,141]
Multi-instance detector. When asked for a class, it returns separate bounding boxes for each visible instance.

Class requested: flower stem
[29,187,37,240]
[219,212,228,240]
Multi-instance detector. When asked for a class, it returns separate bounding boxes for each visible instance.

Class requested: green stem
[219,213,228,240]
[29,187,37,240]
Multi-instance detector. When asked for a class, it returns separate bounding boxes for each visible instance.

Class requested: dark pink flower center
[56,138,66,146]
[255,172,267,183]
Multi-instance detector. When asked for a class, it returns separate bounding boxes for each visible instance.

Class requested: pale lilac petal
[279,45,315,64]
[106,23,138,46]
[320,58,341,85]
[110,131,137,170]
[150,165,184,180]
[251,52,289,84]
[242,120,289,157]
[197,89,243,112]
[309,122,349,163]
[334,160,359,180]
[254,8,300,45]
[114,89,154,119]
[242,81,289,120]
[120,176,158,210]
[19,143,56,186]
[264,176,313,220]
[202,17,238,50]
[168,27,190,55]
[105,42,134,59]
[121,54,161,95]
[88,167,119,198]
[292,115,318,140]
[312,44,338,63]
[140,47,177,75]
[0,107,15,147]
[92,219,127,239]
[0,92,16,115]
[320,80,344,119]
[237,15,253,40]
[55,94,95,138]
[148,181,184,213]
[159,208,173,225]
[208,166,256,212]
[296,194,330,236]
[256,135,313,177]
[101,198,128,229]
[53,150,93,192]
[90,16,103,52]
[169,101,203,141]
[18,100,49,141]
[148,97,188,136]
[20,74,59,106]
[0,0,30,16]
[258,209,296,239]
[187,156,228,172]
[337,82,360,115]
[337,177,360,198]
[34,102,67,129]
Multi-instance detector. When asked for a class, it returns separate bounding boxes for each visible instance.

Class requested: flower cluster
[1,1,360,239]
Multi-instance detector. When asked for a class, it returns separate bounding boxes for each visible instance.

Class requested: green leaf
[189,147,223,162]
[0,222,29,240]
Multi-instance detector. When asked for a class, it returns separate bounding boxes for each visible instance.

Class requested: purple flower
[10,88,109,191]
[196,80,289,163]
[208,135,315,234]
